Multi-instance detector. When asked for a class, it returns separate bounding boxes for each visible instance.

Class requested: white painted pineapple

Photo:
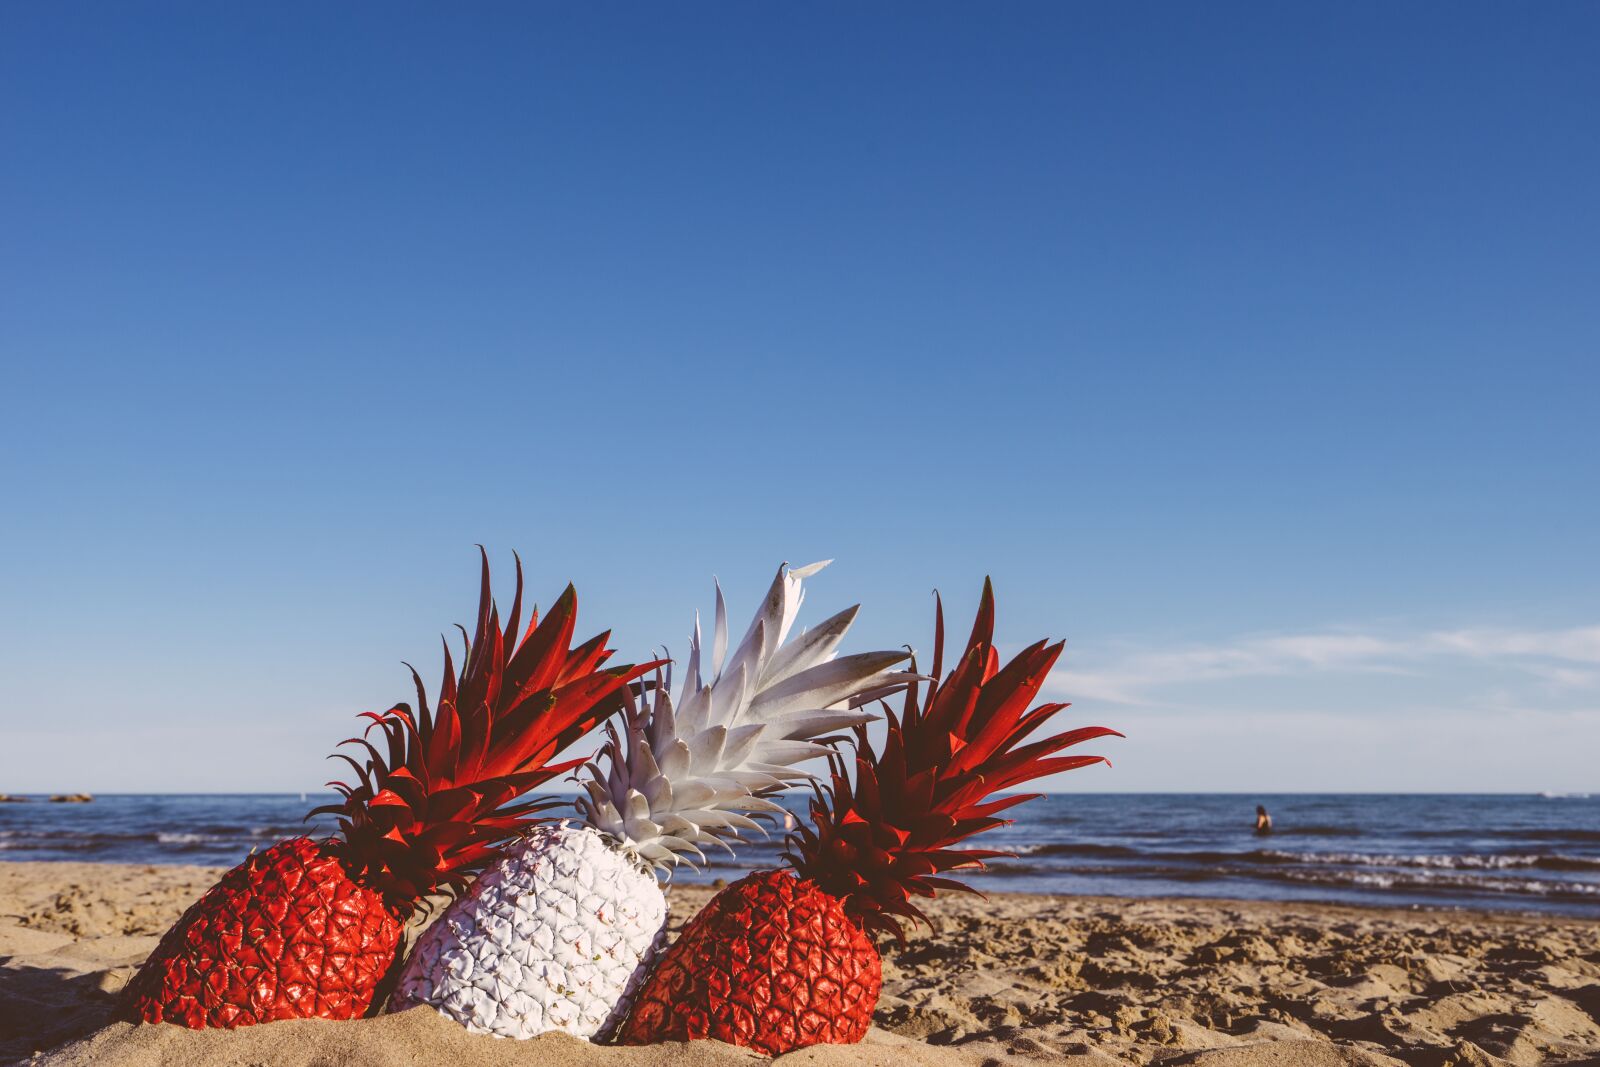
[390,561,914,1040]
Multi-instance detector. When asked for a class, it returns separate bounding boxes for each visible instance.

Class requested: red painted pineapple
[119,552,657,1029]
[618,578,1120,1055]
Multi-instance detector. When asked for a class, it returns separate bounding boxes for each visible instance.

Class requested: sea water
[2,793,1595,917]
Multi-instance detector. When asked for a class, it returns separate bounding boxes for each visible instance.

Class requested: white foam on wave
[1258,849,1599,871]
[156,832,231,845]
[1275,866,1600,897]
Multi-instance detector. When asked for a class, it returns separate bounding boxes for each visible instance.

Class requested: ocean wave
[1251,849,1600,872]
[1013,843,1142,858]
[0,830,163,844]
[1006,842,1600,873]
[1408,828,1600,843]
[0,836,122,852]
[1264,867,1600,899]
[983,857,1600,901]
[155,832,237,846]
[0,828,268,853]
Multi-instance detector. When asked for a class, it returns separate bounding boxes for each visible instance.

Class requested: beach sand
[2,861,1597,1066]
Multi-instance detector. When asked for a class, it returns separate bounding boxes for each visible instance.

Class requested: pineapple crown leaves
[575,560,919,872]
[310,549,663,911]
[786,577,1122,941]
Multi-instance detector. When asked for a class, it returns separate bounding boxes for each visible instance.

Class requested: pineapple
[618,578,1121,1055]
[119,552,655,1029]
[389,560,916,1041]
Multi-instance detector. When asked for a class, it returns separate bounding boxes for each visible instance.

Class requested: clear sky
[2,4,1596,794]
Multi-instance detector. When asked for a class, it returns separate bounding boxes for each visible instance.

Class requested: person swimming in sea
[1255,804,1273,834]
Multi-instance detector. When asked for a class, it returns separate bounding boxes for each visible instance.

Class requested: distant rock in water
[48,793,93,804]
[0,794,30,803]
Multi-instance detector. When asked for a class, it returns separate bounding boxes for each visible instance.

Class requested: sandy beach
[0,861,1595,1066]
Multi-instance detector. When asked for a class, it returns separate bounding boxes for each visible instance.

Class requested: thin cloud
[1051,624,1600,706]
[1428,626,1600,663]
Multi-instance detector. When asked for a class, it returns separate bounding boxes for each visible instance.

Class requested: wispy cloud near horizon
[1037,623,1600,792]
[1052,624,1600,706]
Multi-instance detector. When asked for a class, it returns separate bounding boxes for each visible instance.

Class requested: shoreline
[4,861,1598,1065]
[0,856,1589,924]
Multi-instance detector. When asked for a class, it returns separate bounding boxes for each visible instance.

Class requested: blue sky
[2,4,1596,793]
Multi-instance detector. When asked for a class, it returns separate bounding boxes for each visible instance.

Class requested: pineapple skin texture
[391,823,667,1040]
[119,837,405,1028]
[619,869,881,1055]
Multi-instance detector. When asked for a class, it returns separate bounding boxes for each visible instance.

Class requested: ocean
[2,793,1596,917]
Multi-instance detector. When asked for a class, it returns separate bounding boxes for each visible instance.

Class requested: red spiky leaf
[623,577,1119,1057]
[122,551,658,1031]
[319,550,663,910]
[787,577,1120,940]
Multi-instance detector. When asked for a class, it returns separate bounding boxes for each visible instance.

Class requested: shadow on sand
[0,962,121,1064]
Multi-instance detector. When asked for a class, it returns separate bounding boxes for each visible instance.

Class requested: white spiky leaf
[392,562,916,1045]
[574,560,913,869]
[758,603,858,687]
